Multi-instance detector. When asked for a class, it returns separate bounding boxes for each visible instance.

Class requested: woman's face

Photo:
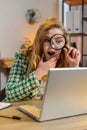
[43,28,64,61]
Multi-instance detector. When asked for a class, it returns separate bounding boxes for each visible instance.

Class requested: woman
[4,18,81,102]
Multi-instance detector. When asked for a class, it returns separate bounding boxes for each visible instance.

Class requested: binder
[66,11,74,34]
[73,10,82,33]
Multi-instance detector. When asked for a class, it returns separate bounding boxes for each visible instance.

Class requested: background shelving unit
[62,0,87,66]
[63,0,87,5]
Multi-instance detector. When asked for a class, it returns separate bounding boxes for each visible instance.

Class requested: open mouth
[47,51,55,56]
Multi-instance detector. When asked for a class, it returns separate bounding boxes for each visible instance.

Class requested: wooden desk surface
[0,57,14,69]
[0,99,87,130]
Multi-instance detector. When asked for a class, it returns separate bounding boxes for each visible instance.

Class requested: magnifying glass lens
[51,34,65,50]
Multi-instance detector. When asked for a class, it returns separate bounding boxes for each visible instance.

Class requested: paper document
[0,102,11,110]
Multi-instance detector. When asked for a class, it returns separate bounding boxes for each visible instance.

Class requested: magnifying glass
[49,34,67,50]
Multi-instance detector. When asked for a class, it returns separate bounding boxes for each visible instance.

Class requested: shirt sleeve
[3,50,43,102]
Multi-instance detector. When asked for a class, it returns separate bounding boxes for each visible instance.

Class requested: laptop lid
[40,67,87,121]
[19,67,87,121]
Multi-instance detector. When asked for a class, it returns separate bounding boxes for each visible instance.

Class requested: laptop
[18,67,87,121]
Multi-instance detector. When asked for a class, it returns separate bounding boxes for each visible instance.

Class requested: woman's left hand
[63,44,81,67]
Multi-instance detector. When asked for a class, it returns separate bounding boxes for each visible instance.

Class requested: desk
[0,99,87,130]
[0,58,14,81]
[0,58,14,68]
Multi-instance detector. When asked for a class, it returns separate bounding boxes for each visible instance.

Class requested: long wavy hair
[21,18,69,77]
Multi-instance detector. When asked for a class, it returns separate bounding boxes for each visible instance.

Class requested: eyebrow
[44,36,51,39]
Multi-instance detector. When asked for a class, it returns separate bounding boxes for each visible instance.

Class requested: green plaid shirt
[4,50,43,102]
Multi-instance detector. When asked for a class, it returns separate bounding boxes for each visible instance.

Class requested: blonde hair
[21,18,69,76]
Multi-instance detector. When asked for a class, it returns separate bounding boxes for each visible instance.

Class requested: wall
[0,0,58,58]
[0,0,59,89]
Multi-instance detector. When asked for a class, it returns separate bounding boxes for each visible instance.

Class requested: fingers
[68,48,76,58]
[41,53,44,61]
[63,44,81,67]
[64,44,79,58]
[69,48,80,59]
[47,57,58,68]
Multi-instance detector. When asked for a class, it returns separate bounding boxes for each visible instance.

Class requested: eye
[56,39,62,44]
[54,38,64,45]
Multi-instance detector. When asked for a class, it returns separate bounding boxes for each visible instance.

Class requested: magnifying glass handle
[64,45,69,50]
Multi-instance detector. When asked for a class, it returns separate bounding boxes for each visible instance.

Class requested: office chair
[0,88,6,101]
[0,54,6,101]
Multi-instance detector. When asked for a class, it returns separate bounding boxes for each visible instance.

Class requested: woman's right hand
[35,54,58,80]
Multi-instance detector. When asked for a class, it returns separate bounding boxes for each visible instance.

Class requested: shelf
[69,33,87,36]
[64,0,87,6]
[83,17,87,21]
[63,0,87,66]
[83,54,87,56]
